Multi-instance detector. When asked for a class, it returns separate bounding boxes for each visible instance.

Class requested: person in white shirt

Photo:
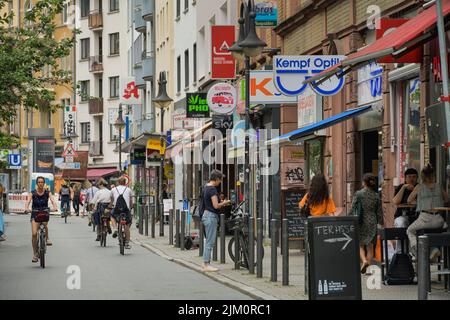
[90,179,112,241]
[111,177,133,249]
[85,183,99,227]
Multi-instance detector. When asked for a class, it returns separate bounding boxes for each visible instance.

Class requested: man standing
[111,177,133,249]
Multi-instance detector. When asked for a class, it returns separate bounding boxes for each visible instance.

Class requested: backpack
[385,252,415,285]
[114,187,130,214]
[192,187,206,220]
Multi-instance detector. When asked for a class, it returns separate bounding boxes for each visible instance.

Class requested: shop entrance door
[362,130,382,189]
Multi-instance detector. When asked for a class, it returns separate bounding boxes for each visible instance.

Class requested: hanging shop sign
[211,25,236,79]
[172,107,196,129]
[186,93,210,118]
[273,55,346,96]
[255,0,278,27]
[147,138,166,155]
[357,62,383,106]
[212,115,233,136]
[250,70,297,104]
[131,148,146,165]
[120,77,141,105]
[207,83,237,115]
[63,105,77,137]
[298,86,326,136]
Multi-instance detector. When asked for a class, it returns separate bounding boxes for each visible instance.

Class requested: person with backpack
[90,179,113,241]
[110,177,134,249]
[351,173,384,274]
[298,174,336,217]
[200,170,231,272]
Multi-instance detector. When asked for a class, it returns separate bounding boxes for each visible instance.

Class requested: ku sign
[273,55,346,96]
[250,71,297,104]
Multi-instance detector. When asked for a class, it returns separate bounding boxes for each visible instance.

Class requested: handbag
[299,195,311,218]
[192,188,205,220]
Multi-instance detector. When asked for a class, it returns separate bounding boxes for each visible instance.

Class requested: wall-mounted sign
[207,83,236,115]
[273,55,346,96]
[63,105,77,137]
[120,77,141,105]
[8,153,22,169]
[357,62,383,106]
[131,148,146,165]
[298,86,326,136]
[255,0,278,27]
[211,25,236,79]
[186,93,210,118]
[212,115,233,135]
[172,107,196,129]
[249,71,297,104]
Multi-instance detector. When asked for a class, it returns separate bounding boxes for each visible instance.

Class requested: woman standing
[72,184,81,216]
[0,183,6,241]
[298,174,336,216]
[351,173,384,274]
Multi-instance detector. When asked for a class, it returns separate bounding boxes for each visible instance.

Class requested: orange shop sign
[249,71,297,104]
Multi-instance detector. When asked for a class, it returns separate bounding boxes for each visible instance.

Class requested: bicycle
[61,201,70,224]
[227,201,264,269]
[117,212,128,255]
[99,206,111,247]
[32,208,50,268]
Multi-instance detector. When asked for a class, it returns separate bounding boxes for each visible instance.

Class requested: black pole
[282,218,289,286]
[234,227,240,270]
[418,235,430,300]
[118,105,122,175]
[199,220,204,257]
[244,56,250,221]
[138,198,143,235]
[159,108,165,237]
[248,216,254,274]
[271,219,277,282]
[144,202,149,236]
[180,210,186,251]
[257,217,263,278]
[169,208,173,245]
[175,209,180,247]
[220,214,226,264]
[213,224,218,261]
[151,203,155,239]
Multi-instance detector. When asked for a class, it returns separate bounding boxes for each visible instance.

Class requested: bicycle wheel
[119,226,125,255]
[39,231,46,268]
[64,210,67,224]
[101,223,107,247]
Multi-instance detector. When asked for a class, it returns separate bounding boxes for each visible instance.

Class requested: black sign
[307,216,361,300]
[34,138,55,174]
[131,148,146,165]
[282,190,306,240]
[186,93,210,118]
[212,115,233,135]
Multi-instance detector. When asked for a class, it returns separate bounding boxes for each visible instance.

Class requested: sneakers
[125,243,131,249]
[112,231,118,238]
[203,264,219,272]
[32,255,39,263]
[0,236,6,242]
[46,240,52,246]
[95,235,101,241]
[430,248,441,263]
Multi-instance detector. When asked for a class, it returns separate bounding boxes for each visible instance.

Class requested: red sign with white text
[376,19,421,63]
[211,26,236,79]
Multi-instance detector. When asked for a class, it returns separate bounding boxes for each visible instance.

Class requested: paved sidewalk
[131,224,450,300]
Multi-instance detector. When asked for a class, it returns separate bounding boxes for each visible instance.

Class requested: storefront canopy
[87,168,118,179]
[266,105,373,146]
[305,2,450,85]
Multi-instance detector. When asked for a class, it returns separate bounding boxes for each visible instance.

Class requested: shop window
[402,78,421,172]
[306,139,324,183]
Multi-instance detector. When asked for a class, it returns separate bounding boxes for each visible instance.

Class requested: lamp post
[114,103,125,175]
[228,0,267,220]
[153,71,173,237]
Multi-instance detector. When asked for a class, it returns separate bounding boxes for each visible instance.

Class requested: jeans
[202,210,218,263]
[61,197,70,215]
[407,212,444,253]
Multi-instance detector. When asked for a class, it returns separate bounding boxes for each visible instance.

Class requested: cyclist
[25,176,58,263]
[90,179,112,241]
[59,182,72,218]
[85,181,99,226]
[110,177,133,249]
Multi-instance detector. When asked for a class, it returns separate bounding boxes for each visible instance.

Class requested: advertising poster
[255,0,278,27]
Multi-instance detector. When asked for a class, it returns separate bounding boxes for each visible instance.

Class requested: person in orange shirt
[299,174,336,216]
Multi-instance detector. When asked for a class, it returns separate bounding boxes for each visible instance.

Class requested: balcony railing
[89,98,103,115]
[134,5,146,33]
[89,141,103,157]
[142,51,154,81]
[89,10,103,29]
[142,0,154,21]
[89,55,103,73]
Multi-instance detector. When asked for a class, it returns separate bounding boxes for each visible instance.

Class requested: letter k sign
[251,78,272,96]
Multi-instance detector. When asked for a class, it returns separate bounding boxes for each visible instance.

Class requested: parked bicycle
[32,208,50,268]
[227,201,264,269]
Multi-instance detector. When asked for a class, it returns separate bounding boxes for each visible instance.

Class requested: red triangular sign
[62,143,78,157]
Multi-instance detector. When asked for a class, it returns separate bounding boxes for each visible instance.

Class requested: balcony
[132,119,153,138]
[142,0,154,21]
[134,3,146,33]
[89,141,103,157]
[89,56,103,73]
[134,65,145,89]
[142,52,154,81]
[89,10,103,30]
[89,98,104,115]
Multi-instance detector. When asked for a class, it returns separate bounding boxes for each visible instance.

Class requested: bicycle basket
[226,217,241,230]
[34,211,50,223]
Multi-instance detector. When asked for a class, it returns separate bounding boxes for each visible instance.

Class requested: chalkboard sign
[307,216,361,300]
[282,190,306,240]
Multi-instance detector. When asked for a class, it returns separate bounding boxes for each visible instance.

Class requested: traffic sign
[65,156,74,163]
[56,162,81,170]
[8,153,22,169]
[62,143,78,157]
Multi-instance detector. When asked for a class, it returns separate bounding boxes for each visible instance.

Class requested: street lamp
[114,103,125,174]
[228,0,267,221]
[153,71,173,236]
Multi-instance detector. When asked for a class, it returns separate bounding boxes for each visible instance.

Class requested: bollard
[199,220,204,257]
[144,204,149,236]
[159,203,164,237]
[175,209,180,247]
[138,201,143,235]
[169,209,174,245]
[257,217,263,278]
[271,219,277,282]
[151,205,155,239]
[234,228,240,270]
[282,218,289,286]
[213,225,218,261]
[248,216,255,274]
[220,214,226,264]
[418,235,430,300]
[180,211,186,251]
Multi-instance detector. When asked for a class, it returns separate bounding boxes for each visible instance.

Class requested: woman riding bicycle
[25,176,58,263]
[90,179,112,241]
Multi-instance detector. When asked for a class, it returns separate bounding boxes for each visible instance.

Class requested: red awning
[87,168,118,179]
[305,1,450,84]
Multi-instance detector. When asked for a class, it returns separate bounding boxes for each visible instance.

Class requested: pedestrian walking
[298,174,336,216]
[351,173,384,274]
[201,170,231,272]
[0,183,6,241]
[72,184,81,216]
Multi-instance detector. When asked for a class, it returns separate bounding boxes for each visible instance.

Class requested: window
[184,0,189,11]
[80,0,89,18]
[110,0,119,12]
[177,56,181,93]
[80,38,90,60]
[109,33,120,55]
[184,49,189,89]
[176,0,181,18]
[80,80,90,102]
[110,124,118,141]
[109,76,119,98]
[81,123,90,143]
[193,43,197,83]
[403,78,421,173]
[62,1,69,24]
[306,139,324,184]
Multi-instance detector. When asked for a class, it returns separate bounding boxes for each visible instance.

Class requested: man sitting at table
[392,168,419,231]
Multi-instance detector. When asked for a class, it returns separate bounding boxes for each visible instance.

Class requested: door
[361,130,382,189]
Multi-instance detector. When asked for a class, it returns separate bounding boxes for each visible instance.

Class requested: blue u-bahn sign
[273,55,346,97]
[8,153,22,169]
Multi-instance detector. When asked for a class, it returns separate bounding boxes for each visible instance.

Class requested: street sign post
[56,162,81,170]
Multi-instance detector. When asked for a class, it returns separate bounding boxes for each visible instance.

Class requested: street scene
[1,0,450,303]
